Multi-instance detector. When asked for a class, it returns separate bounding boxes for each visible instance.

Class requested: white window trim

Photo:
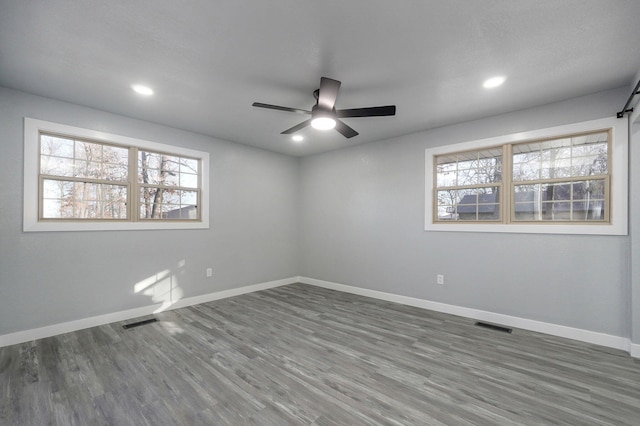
[425,116,628,235]
[24,117,210,232]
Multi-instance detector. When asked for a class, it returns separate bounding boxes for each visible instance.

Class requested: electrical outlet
[206,268,213,277]
[437,274,444,285]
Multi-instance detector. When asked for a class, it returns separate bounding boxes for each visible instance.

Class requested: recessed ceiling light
[132,84,154,96]
[483,76,506,89]
[292,135,304,142]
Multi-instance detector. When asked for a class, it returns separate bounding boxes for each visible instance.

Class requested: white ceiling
[1,1,639,156]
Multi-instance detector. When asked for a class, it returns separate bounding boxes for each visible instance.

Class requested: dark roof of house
[166,205,197,219]
[456,184,598,214]
[457,193,498,214]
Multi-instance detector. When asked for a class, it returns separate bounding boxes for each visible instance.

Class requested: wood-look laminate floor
[1,283,639,425]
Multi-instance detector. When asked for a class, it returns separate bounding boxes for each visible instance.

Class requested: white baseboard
[0,277,296,348]
[298,276,636,357]
[4,275,637,359]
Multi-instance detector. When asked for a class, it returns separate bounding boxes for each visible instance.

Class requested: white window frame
[425,116,628,235]
[24,118,210,232]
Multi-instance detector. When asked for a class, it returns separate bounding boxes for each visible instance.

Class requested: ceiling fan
[252,77,396,139]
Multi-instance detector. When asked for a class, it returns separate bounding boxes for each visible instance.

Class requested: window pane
[181,158,198,174]
[164,155,180,174]
[180,173,198,188]
[168,192,183,205]
[436,188,499,221]
[436,162,457,187]
[513,179,606,222]
[571,180,605,220]
[102,163,129,181]
[139,203,176,220]
[42,199,63,218]
[43,179,63,198]
[166,205,197,220]
[513,131,608,182]
[141,168,179,186]
[140,187,164,219]
[513,151,541,181]
[41,179,127,219]
[513,184,542,220]
[181,190,198,205]
[40,135,129,182]
[572,200,605,221]
[544,158,572,179]
[139,188,198,220]
[139,202,198,220]
[436,190,458,220]
[75,141,103,162]
[40,155,74,176]
[457,188,500,221]
[41,135,74,158]
[436,148,502,188]
[575,179,605,199]
[103,145,129,165]
[139,151,193,188]
[72,160,90,178]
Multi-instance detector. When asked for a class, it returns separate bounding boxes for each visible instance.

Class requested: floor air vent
[123,318,158,329]
[475,321,512,333]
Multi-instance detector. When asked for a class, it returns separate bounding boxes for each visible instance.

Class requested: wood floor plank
[1,282,640,425]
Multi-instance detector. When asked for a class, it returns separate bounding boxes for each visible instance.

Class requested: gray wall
[299,87,632,338]
[632,117,639,345]
[0,87,299,335]
[630,72,640,345]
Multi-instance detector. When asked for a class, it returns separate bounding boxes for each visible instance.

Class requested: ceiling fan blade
[317,77,341,110]
[336,105,396,118]
[252,102,311,115]
[335,119,359,139]
[281,119,312,134]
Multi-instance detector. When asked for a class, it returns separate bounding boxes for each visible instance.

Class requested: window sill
[24,220,209,233]
[425,222,626,236]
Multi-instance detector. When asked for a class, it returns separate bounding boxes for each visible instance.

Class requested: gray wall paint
[632,119,639,345]
[299,87,631,338]
[0,87,299,335]
[630,92,640,345]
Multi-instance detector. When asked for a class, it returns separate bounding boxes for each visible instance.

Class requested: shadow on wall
[133,260,185,314]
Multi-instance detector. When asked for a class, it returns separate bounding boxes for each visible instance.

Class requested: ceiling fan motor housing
[311,103,335,117]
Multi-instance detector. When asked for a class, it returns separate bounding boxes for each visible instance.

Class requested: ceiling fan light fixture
[311,116,336,130]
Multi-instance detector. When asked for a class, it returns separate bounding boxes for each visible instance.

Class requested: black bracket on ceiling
[616,79,640,118]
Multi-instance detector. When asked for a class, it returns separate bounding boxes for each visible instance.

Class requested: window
[25,118,210,231]
[425,117,628,235]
